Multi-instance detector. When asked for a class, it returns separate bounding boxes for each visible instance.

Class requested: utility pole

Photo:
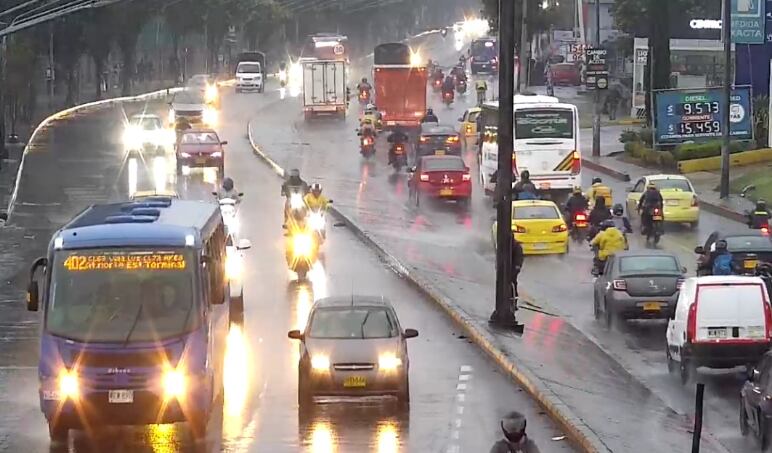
[591,0,601,156]
[48,24,54,109]
[517,0,528,92]
[0,35,7,161]
[490,0,523,333]
[719,0,731,199]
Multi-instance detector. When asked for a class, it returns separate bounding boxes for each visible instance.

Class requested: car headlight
[293,233,313,258]
[205,85,218,103]
[168,109,175,124]
[58,369,79,399]
[290,193,304,210]
[225,251,243,280]
[311,355,330,371]
[203,108,218,126]
[163,368,186,399]
[180,152,191,158]
[378,353,402,371]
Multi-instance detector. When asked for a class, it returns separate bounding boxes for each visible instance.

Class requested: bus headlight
[58,369,79,399]
[203,107,218,126]
[163,368,186,399]
[293,233,313,258]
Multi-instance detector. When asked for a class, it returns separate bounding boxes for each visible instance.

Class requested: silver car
[288,296,418,407]
[593,251,686,327]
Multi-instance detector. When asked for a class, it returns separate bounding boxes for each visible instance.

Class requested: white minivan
[666,276,771,384]
[235,61,264,93]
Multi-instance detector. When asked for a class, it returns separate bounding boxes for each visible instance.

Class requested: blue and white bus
[26,196,250,443]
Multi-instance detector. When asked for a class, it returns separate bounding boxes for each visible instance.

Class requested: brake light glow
[462,173,471,181]
[575,213,587,221]
[395,145,404,152]
[686,303,697,343]
[762,226,770,235]
[362,138,372,146]
[466,124,472,134]
[571,150,581,174]
[552,224,567,233]
[612,280,627,291]
[419,173,429,182]
[654,208,661,215]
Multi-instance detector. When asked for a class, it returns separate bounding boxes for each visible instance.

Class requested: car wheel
[679,359,692,385]
[459,197,470,209]
[397,375,410,406]
[593,293,601,320]
[298,368,313,408]
[189,409,209,443]
[689,219,699,230]
[666,345,675,374]
[48,421,69,443]
[739,402,749,436]
[604,299,613,329]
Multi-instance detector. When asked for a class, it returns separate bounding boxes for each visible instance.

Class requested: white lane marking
[448,365,473,453]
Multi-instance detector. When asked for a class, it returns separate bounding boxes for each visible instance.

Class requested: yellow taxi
[625,174,700,227]
[492,200,569,255]
[458,107,481,144]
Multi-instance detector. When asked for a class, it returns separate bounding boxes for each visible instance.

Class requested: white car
[235,61,264,93]
[123,114,168,150]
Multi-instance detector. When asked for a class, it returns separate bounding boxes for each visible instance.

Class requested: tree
[163,0,205,82]
[111,0,152,95]
[5,33,37,135]
[53,15,85,106]
[83,8,117,100]
[243,0,288,51]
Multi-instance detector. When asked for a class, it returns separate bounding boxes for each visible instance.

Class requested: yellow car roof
[512,199,558,208]
[647,174,690,182]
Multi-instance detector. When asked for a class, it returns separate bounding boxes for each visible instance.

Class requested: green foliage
[753,95,769,148]
[619,127,653,146]
[624,141,676,168]
[673,141,750,161]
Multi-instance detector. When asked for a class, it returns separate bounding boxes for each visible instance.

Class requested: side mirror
[0,212,7,222]
[750,368,761,382]
[403,328,419,339]
[458,116,464,122]
[212,191,218,196]
[26,281,39,312]
[408,166,417,173]
[238,192,244,197]
[237,239,252,250]
[681,266,687,274]
[328,199,333,203]
[288,329,303,340]
[694,246,705,255]
[221,141,228,145]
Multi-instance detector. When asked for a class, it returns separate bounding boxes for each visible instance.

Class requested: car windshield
[181,132,219,144]
[308,307,398,339]
[726,236,772,252]
[651,178,692,191]
[46,248,198,343]
[619,256,680,273]
[423,157,465,171]
[174,92,204,105]
[237,63,261,73]
[513,205,560,219]
[134,118,161,130]
[514,109,574,140]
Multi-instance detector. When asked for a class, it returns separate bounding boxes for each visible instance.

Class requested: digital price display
[654,87,752,145]
[62,251,187,272]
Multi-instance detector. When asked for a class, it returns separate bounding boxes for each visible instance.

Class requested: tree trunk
[65,66,76,106]
[121,43,135,96]
[94,57,104,100]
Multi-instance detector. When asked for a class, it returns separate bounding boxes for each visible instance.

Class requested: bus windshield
[514,109,574,140]
[471,40,497,59]
[46,248,198,343]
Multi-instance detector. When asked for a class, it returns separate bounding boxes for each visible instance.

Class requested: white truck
[302,59,347,121]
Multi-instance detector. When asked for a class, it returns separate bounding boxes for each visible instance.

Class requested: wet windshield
[308,308,398,339]
[237,63,262,73]
[181,132,220,144]
[513,206,560,219]
[726,236,772,252]
[46,249,198,342]
[619,256,680,273]
[422,157,465,171]
[652,179,692,191]
[134,117,161,130]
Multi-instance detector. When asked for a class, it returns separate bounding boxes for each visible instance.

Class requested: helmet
[289,168,300,179]
[501,411,526,443]
[572,186,582,195]
[427,108,434,115]
[647,181,657,189]
[366,103,375,111]
[600,219,616,230]
[361,77,368,84]
[716,239,728,251]
[592,177,602,185]
[612,203,624,216]
[520,170,530,180]
[311,183,322,194]
[222,177,234,191]
[757,199,767,210]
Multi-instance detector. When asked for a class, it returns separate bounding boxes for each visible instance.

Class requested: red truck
[373,43,427,130]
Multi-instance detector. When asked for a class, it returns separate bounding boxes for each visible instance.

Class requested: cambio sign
[690,19,722,29]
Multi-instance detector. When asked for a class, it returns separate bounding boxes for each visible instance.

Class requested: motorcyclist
[637,181,664,235]
[359,117,377,138]
[564,186,589,227]
[610,203,632,234]
[356,77,372,93]
[216,177,241,202]
[512,170,537,200]
[432,67,444,82]
[387,127,409,165]
[475,78,488,105]
[711,239,735,276]
[442,75,455,97]
[747,199,772,229]
[458,54,467,68]
[585,177,612,207]
[282,168,309,197]
[588,196,611,239]
[421,108,439,123]
[590,219,626,275]
[489,411,540,453]
[304,183,331,211]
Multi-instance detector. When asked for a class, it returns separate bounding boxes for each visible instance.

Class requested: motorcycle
[456,79,467,94]
[285,221,319,280]
[569,211,589,243]
[442,90,454,106]
[745,210,770,233]
[432,76,443,92]
[755,262,772,299]
[307,208,328,244]
[643,206,664,245]
[360,132,376,158]
[358,89,371,104]
[390,143,407,171]
[217,195,243,237]
[284,189,307,223]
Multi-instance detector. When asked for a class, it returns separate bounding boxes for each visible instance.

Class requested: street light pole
[719,0,731,199]
[517,0,528,92]
[491,0,523,333]
[591,0,601,156]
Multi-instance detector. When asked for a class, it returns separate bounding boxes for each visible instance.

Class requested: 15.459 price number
[678,120,721,135]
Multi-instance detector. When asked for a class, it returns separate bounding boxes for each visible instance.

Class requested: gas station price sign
[654,87,753,145]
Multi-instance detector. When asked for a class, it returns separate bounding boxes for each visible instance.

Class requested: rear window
[422,157,465,171]
[515,109,574,140]
[467,111,480,123]
[471,40,497,59]
[652,178,692,192]
[726,236,772,252]
[513,205,560,219]
[181,132,219,144]
[697,284,766,307]
[619,256,680,273]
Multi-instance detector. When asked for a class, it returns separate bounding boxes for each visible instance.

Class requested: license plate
[440,188,453,196]
[434,149,446,155]
[108,389,134,404]
[708,328,727,339]
[539,182,551,189]
[745,259,758,269]
[532,243,547,250]
[666,199,679,206]
[196,157,207,164]
[652,215,663,221]
[343,376,366,388]
[643,302,661,311]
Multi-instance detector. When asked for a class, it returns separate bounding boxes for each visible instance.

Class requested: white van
[666,276,771,383]
[235,61,264,93]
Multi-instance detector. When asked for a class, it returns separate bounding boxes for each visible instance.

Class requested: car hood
[305,337,401,364]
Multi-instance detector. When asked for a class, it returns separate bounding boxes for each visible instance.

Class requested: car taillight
[419,136,428,143]
[511,153,517,172]
[395,145,404,152]
[363,138,372,145]
[466,124,472,134]
[419,173,429,182]
[575,213,587,221]
[446,136,459,144]
[612,280,626,291]
[764,300,772,339]
[676,278,685,290]
[571,150,581,174]
[686,303,697,343]
[514,225,526,233]
[552,224,567,233]
[691,196,698,207]
[462,173,471,181]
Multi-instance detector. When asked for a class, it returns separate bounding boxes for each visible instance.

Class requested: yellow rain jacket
[304,193,330,211]
[591,227,626,260]
[586,183,612,205]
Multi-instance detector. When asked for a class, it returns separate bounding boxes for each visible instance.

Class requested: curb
[246,122,610,453]
[581,158,630,182]
[6,86,183,219]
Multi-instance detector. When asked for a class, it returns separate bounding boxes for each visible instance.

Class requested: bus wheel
[189,411,209,443]
[48,421,69,443]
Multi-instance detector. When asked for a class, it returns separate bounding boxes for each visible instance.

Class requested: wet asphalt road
[0,70,576,452]
[241,33,759,451]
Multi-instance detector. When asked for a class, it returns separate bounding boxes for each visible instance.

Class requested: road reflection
[299,404,408,453]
